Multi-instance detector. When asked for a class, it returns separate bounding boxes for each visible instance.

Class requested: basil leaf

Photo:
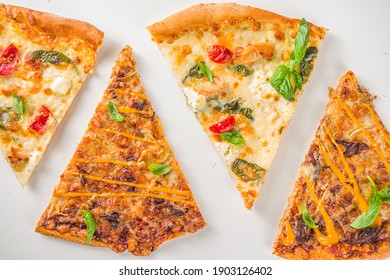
[270,64,294,102]
[214,98,254,120]
[238,107,254,120]
[187,64,204,79]
[350,192,381,229]
[302,204,318,229]
[12,94,26,117]
[300,46,318,83]
[231,159,265,181]
[228,64,254,77]
[291,70,303,91]
[198,62,213,82]
[289,18,310,68]
[108,101,124,123]
[80,210,96,244]
[378,188,390,203]
[220,131,244,145]
[30,50,79,74]
[148,163,172,176]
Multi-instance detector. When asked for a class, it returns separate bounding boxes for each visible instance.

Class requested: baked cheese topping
[152,14,325,209]
[0,9,102,185]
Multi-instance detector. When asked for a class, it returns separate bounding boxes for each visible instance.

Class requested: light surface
[0,0,389,260]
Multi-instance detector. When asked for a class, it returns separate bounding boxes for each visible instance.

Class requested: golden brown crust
[274,71,390,259]
[148,3,326,40]
[2,4,104,50]
[36,45,206,256]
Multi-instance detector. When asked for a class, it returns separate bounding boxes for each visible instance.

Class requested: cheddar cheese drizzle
[338,98,390,172]
[323,124,381,227]
[363,103,390,147]
[64,171,190,197]
[114,89,148,100]
[280,221,295,246]
[73,158,179,171]
[117,106,154,116]
[95,128,158,144]
[56,191,195,206]
[303,174,340,246]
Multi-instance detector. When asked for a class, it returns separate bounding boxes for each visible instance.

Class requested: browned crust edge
[148,3,326,39]
[273,71,390,260]
[2,4,104,49]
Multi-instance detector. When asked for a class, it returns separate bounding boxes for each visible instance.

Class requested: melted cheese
[50,76,72,95]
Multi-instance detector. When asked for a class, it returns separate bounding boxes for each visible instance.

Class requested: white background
[0,0,389,260]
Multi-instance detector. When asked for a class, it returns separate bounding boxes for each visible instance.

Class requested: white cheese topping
[183,87,206,112]
[50,76,72,95]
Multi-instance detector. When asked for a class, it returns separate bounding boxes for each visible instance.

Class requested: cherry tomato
[0,44,19,76]
[30,105,51,133]
[209,116,235,134]
[207,45,233,64]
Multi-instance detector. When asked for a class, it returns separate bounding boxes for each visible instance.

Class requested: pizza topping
[30,105,51,133]
[108,101,124,123]
[30,50,79,74]
[0,44,19,76]
[80,210,96,244]
[209,116,235,134]
[207,45,233,63]
[270,18,309,102]
[351,176,389,229]
[220,131,244,145]
[231,159,265,181]
[228,64,254,77]
[214,98,254,120]
[300,46,318,83]
[148,163,172,176]
[183,62,213,83]
[50,76,72,95]
[12,94,26,117]
[301,204,318,229]
[336,139,368,157]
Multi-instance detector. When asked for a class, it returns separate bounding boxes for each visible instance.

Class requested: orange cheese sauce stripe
[337,98,390,172]
[113,89,148,100]
[116,106,154,116]
[95,128,157,144]
[317,141,354,194]
[303,174,340,245]
[363,103,390,147]
[323,124,369,213]
[64,171,190,197]
[280,221,295,246]
[72,158,179,171]
[55,191,195,206]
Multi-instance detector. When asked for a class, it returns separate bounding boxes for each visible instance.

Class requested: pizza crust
[148,3,326,40]
[2,4,104,50]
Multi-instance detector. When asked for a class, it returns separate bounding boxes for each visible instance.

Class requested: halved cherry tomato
[209,116,235,134]
[0,44,19,76]
[207,45,233,64]
[30,105,51,133]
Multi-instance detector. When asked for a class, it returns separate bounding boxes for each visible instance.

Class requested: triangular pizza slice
[274,71,390,259]
[0,4,103,186]
[148,3,326,209]
[36,46,206,256]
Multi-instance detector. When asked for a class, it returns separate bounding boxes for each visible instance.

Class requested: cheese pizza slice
[36,46,206,256]
[274,71,390,259]
[0,4,103,186]
[148,3,326,209]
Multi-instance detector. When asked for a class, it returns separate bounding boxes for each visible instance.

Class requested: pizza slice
[0,4,104,186]
[36,46,206,256]
[274,71,390,259]
[148,3,326,209]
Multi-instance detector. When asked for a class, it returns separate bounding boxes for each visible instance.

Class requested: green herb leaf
[231,159,265,181]
[270,64,294,102]
[108,101,124,123]
[291,70,303,91]
[198,62,213,82]
[187,64,204,79]
[214,98,254,120]
[12,94,26,117]
[220,131,244,145]
[238,107,254,120]
[302,204,318,229]
[351,176,381,229]
[300,46,318,83]
[378,188,390,203]
[148,163,172,176]
[80,210,96,244]
[289,18,310,69]
[228,64,254,77]
[30,50,79,74]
